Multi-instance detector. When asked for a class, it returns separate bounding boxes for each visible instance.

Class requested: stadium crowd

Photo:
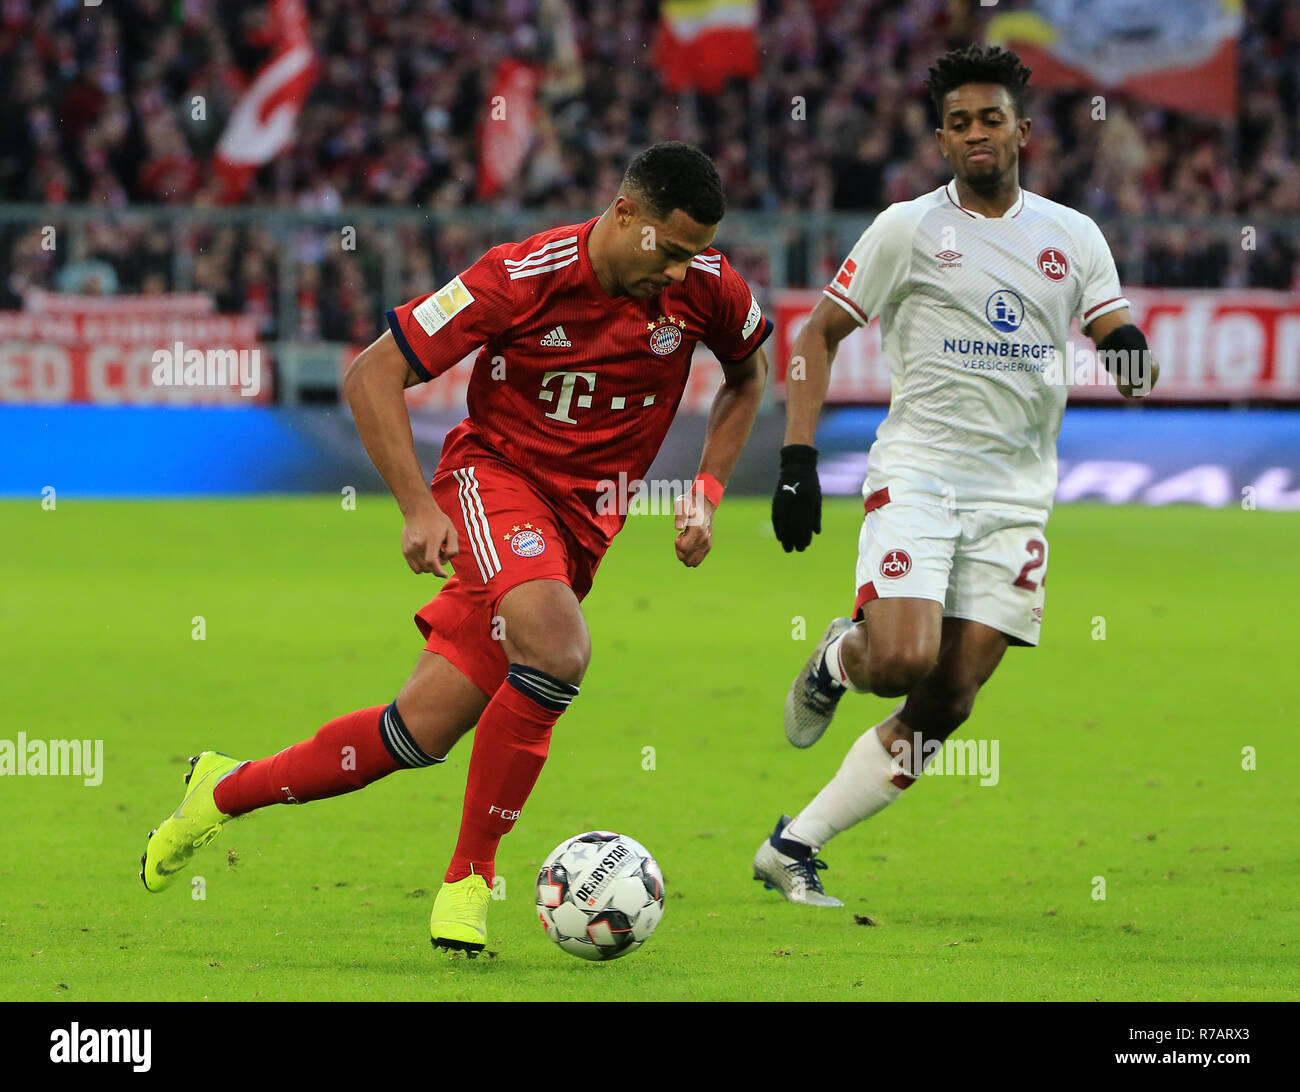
[1,0,1296,331]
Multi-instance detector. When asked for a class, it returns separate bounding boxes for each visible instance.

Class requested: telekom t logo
[538,370,597,424]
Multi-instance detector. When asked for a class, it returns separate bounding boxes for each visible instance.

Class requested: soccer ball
[535,831,665,961]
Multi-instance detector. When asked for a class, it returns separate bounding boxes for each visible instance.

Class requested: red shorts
[414,458,604,697]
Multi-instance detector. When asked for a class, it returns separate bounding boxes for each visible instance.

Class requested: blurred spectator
[55,255,118,295]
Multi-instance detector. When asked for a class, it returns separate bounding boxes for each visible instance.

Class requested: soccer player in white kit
[754,45,1159,906]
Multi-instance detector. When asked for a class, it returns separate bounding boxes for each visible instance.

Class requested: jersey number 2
[1013,539,1046,591]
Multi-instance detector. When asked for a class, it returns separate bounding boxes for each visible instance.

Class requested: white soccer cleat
[752,814,844,908]
[784,617,853,748]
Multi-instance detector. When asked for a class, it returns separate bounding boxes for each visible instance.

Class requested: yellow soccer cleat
[429,873,492,955]
[140,751,244,893]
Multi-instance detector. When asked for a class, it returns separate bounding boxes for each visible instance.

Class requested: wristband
[691,472,725,509]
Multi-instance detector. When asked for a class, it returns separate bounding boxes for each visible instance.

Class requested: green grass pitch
[1,496,1296,1001]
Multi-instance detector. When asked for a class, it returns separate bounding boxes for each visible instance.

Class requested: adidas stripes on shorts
[414,459,603,695]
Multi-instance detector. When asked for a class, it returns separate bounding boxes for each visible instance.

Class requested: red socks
[208,665,577,890]
[444,664,579,885]
[214,703,440,817]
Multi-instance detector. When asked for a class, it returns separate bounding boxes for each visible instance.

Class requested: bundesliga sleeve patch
[412,276,475,336]
[742,294,762,339]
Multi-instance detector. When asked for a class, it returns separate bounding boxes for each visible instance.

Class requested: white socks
[785,723,907,850]
[823,626,868,693]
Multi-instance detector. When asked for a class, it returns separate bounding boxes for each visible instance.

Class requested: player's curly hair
[622,141,726,225]
[926,44,1033,122]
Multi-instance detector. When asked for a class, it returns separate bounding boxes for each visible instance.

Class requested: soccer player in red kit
[140,141,773,954]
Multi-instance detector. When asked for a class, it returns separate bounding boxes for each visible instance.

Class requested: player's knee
[511,641,590,687]
[868,647,938,697]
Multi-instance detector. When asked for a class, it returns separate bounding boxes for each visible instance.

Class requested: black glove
[771,444,821,552]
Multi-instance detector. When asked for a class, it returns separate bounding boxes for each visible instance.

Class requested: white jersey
[825,180,1129,513]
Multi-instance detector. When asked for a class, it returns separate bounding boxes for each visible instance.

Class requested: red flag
[213,0,317,203]
[477,60,540,200]
[653,0,759,95]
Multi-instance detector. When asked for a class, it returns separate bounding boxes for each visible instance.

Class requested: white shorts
[853,485,1049,647]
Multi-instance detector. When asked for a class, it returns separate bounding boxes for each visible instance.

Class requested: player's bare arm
[674,344,770,567]
[1084,306,1160,399]
[783,296,859,447]
[343,329,459,576]
[771,297,859,552]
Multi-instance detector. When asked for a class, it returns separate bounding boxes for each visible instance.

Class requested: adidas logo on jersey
[539,325,572,348]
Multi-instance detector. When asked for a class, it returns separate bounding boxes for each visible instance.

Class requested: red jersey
[386,217,773,553]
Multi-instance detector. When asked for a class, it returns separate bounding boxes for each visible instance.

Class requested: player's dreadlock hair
[622,141,726,225]
[926,44,1033,122]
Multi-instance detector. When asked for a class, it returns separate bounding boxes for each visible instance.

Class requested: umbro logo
[935,250,963,267]
[539,325,572,347]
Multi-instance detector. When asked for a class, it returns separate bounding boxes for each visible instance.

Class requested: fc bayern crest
[1038,248,1069,281]
[503,524,546,557]
[647,314,686,356]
